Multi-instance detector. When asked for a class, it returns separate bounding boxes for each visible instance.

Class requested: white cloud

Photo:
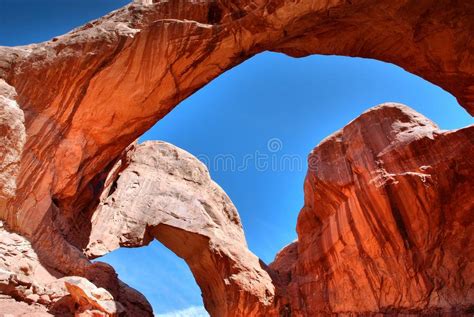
[155,306,209,317]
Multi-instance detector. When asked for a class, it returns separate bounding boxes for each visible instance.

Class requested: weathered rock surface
[0,220,151,316]
[86,141,274,316]
[268,103,473,316]
[0,220,58,306]
[0,80,25,212]
[0,294,53,316]
[64,276,123,316]
[0,0,472,316]
[0,0,473,249]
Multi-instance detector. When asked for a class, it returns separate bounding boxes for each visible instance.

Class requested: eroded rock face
[0,0,472,316]
[0,220,142,316]
[268,103,473,316]
[64,276,123,316]
[0,80,25,211]
[86,141,274,316]
[0,219,152,316]
[0,295,53,317]
[0,0,472,247]
[0,220,57,307]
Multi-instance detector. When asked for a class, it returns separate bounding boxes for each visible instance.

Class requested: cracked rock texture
[268,103,473,316]
[0,0,472,315]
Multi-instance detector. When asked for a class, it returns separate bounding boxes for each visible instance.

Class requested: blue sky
[2,1,473,316]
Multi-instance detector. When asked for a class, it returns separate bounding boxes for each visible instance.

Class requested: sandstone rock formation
[268,103,473,316]
[0,80,25,212]
[1,0,473,248]
[0,0,472,316]
[86,141,274,316]
[0,295,52,317]
[64,276,123,316]
[0,220,132,316]
[0,220,56,309]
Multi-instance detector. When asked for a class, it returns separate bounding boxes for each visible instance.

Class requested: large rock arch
[85,141,275,317]
[0,0,472,316]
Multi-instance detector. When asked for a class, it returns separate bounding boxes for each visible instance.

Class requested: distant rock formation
[0,0,473,315]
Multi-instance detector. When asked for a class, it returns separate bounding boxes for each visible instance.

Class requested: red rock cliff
[269,103,473,316]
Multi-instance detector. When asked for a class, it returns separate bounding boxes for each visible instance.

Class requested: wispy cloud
[155,306,209,317]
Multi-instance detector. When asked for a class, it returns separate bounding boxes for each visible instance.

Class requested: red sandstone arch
[84,141,275,316]
[0,0,472,316]
[1,0,472,232]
